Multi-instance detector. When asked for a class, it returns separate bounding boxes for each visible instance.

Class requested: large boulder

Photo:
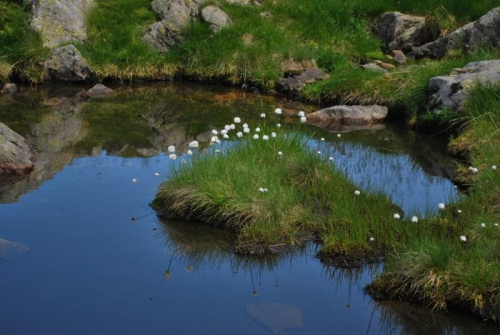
[201,6,232,32]
[428,60,500,111]
[142,0,207,52]
[44,45,95,82]
[30,0,94,48]
[376,12,437,53]
[275,69,329,97]
[409,7,500,59]
[0,122,36,175]
[307,105,388,127]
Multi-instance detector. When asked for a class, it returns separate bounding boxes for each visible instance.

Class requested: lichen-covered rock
[409,7,500,59]
[44,45,95,82]
[30,0,94,48]
[275,69,329,97]
[376,12,437,52]
[201,6,232,32]
[307,105,388,127]
[1,83,18,95]
[142,0,207,52]
[428,60,500,111]
[0,122,36,175]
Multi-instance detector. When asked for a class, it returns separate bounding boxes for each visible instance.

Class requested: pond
[0,83,497,334]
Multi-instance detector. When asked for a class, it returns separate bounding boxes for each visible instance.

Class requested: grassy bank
[368,84,500,322]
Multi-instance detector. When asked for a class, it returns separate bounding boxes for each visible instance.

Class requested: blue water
[0,84,497,334]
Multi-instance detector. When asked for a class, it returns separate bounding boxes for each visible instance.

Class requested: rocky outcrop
[1,83,18,95]
[307,105,388,128]
[409,7,500,59]
[376,12,438,53]
[201,6,232,32]
[30,0,94,48]
[87,84,114,97]
[275,69,329,97]
[44,45,95,82]
[428,60,500,111]
[0,122,36,175]
[142,0,207,52]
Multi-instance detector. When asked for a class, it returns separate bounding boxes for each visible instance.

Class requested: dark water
[0,84,497,334]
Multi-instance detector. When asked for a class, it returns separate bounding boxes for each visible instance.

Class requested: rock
[0,237,29,261]
[30,0,94,48]
[0,122,36,175]
[1,83,18,95]
[307,105,389,127]
[428,60,500,111]
[142,0,207,52]
[361,63,387,73]
[275,69,329,97]
[409,7,500,59]
[260,11,272,19]
[227,0,251,5]
[44,45,95,82]
[376,12,437,52]
[87,84,114,97]
[242,33,253,46]
[246,303,303,333]
[373,60,396,70]
[391,50,407,64]
[201,6,232,32]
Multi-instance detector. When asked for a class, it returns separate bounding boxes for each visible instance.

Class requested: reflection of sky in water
[307,139,460,217]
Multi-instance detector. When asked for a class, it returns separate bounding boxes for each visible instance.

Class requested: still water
[0,83,497,334]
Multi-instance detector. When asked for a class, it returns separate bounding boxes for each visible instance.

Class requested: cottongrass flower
[223,134,229,139]
[187,150,193,155]
[132,178,138,183]
[253,134,259,140]
[259,187,265,193]
[236,131,243,138]
[277,123,281,128]
[393,213,400,219]
[317,151,321,154]
[260,113,266,118]
[495,223,499,227]
[438,203,445,210]
[481,223,486,228]
[337,134,341,138]
[221,129,228,135]
[189,140,199,148]
[212,129,218,135]
[460,235,467,242]
[154,173,160,177]
[300,116,307,123]
[492,165,497,170]
[298,111,305,117]
[469,167,479,174]
[243,128,250,133]
[321,138,325,141]
[243,123,248,128]
[278,151,283,156]
[234,117,241,123]
[230,124,236,130]
[275,108,282,115]
[181,159,187,164]
[411,216,418,223]
[168,145,176,153]
[169,153,177,160]
[354,190,360,196]
[271,132,277,138]
[215,149,221,153]
[369,237,375,242]
[262,135,269,141]
[457,209,462,214]
[255,127,261,133]
[224,125,231,131]
[329,157,334,161]
[210,136,219,143]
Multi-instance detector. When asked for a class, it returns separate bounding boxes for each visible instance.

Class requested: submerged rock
[307,105,388,127]
[1,83,18,95]
[276,69,329,97]
[409,7,500,59]
[30,0,94,48]
[44,45,95,82]
[201,6,232,32]
[246,302,303,333]
[376,12,436,52]
[0,122,36,175]
[87,84,114,97]
[428,60,500,111]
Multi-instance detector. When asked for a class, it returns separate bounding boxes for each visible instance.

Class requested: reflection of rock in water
[246,302,303,333]
[0,237,29,261]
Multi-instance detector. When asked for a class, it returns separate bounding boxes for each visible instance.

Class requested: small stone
[1,83,18,95]
[391,50,407,64]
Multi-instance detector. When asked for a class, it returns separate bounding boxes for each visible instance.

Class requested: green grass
[368,84,500,323]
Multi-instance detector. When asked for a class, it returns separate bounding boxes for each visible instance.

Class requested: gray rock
[361,63,387,73]
[30,0,94,48]
[410,7,500,59]
[1,83,18,95]
[201,6,232,32]
[376,12,435,52]
[260,11,272,19]
[307,105,388,127]
[428,60,500,111]
[87,84,114,97]
[276,69,329,97]
[227,0,251,5]
[391,50,407,64]
[143,0,207,52]
[44,45,95,82]
[0,122,36,175]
